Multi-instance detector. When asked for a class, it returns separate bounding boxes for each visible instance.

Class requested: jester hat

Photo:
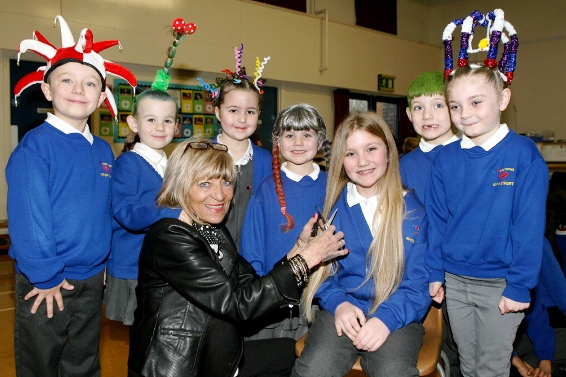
[13,15,137,119]
[442,9,518,85]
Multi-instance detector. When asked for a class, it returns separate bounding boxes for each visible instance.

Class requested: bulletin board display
[102,79,221,143]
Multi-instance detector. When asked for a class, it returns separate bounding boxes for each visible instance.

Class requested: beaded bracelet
[288,254,309,287]
[288,258,303,286]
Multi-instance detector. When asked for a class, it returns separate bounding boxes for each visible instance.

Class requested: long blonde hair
[302,111,406,321]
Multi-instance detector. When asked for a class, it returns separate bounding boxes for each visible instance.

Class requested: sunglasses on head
[182,142,229,156]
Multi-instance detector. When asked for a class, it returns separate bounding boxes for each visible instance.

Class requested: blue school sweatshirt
[425,129,549,303]
[316,188,431,332]
[6,120,114,289]
[240,170,327,276]
[108,152,181,279]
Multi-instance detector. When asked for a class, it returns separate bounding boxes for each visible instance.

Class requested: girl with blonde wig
[292,112,431,377]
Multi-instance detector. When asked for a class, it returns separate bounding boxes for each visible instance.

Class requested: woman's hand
[289,215,346,269]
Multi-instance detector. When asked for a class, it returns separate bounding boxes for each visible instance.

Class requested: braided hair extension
[272,142,295,232]
[271,103,329,233]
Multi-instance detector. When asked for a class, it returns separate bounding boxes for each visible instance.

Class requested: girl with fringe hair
[241,103,331,342]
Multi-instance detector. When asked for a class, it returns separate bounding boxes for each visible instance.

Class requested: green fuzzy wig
[406,71,445,107]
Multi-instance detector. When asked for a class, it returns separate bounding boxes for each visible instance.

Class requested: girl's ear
[126,115,138,133]
[499,88,511,112]
[214,106,221,122]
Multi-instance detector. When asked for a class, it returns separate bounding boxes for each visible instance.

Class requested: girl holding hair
[104,19,193,325]
[240,103,331,340]
[426,10,549,376]
[292,111,431,377]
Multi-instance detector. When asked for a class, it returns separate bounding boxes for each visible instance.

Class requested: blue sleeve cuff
[502,284,531,303]
[429,270,445,285]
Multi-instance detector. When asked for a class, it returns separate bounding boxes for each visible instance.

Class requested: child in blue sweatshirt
[292,111,430,377]
[6,15,136,376]
[427,9,549,376]
[104,21,195,325]
[400,71,459,204]
[203,45,273,249]
[401,70,461,376]
[240,103,331,341]
[104,90,185,325]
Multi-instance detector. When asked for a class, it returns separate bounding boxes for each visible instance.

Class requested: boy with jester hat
[6,15,136,377]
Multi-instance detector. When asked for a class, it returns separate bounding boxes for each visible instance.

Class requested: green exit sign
[378,74,395,92]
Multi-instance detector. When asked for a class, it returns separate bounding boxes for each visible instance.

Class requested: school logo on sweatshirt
[100,161,112,178]
[492,167,514,187]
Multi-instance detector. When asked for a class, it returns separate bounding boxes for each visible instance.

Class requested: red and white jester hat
[13,15,137,119]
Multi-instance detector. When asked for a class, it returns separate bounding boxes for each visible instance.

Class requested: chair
[295,303,449,377]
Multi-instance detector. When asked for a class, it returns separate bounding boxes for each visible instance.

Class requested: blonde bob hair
[302,111,406,321]
[156,136,236,225]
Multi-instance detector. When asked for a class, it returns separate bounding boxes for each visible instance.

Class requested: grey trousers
[291,309,423,377]
[445,273,524,377]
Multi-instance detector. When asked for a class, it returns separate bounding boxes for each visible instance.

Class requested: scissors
[311,208,338,237]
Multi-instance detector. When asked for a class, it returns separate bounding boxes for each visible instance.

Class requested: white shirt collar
[419,134,460,153]
[460,124,509,151]
[46,113,94,144]
[132,142,167,178]
[346,182,379,236]
[217,134,254,165]
[281,162,320,182]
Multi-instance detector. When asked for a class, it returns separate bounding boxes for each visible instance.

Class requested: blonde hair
[157,136,236,224]
[445,64,507,100]
[302,111,406,321]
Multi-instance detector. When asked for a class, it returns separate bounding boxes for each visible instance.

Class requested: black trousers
[14,270,104,377]
[239,338,297,377]
[127,337,296,377]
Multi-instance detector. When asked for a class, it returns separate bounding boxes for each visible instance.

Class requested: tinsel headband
[443,9,518,85]
[197,44,270,98]
[151,18,197,92]
[13,15,137,119]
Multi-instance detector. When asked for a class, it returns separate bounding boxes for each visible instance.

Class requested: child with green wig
[400,71,459,204]
[400,70,460,377]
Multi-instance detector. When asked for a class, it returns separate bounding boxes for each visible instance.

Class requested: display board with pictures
[111,79,221,143]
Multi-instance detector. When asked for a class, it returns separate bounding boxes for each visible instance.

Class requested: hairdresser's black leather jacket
[128,218,300,377]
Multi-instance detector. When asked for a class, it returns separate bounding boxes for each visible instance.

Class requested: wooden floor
[0,255,130,377]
